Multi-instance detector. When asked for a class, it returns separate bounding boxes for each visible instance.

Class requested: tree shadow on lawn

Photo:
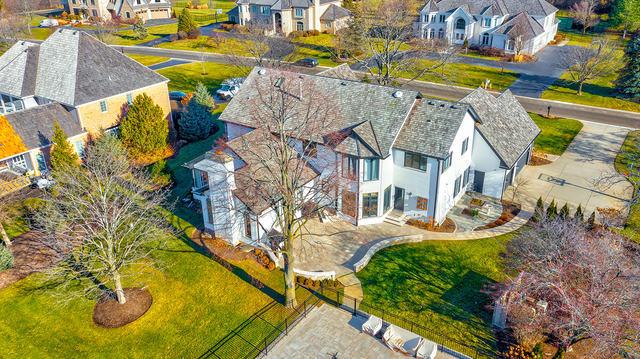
[548,78,619,98]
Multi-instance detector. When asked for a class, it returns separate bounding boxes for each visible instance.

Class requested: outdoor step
[383,216,406,227]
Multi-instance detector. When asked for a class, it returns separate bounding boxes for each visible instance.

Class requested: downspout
[432,158,441,223]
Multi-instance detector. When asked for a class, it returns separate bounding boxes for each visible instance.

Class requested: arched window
[296,21,304,31]
[438,28,444,39]
[482,33,490,45]
[455,18,466,30]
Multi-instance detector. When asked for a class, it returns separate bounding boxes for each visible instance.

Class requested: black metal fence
[199,294,320,359]
[314,285,497,359]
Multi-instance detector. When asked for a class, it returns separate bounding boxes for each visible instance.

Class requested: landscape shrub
[0,245,13,271]
[148,160,172,187]
[187,28,201,39]
[478,46,505,58]
[169,33,179,41]
[177,31,188,40]
[267,261,275,270]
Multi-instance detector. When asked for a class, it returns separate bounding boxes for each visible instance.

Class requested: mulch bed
[406,217,456,233]
[475,201,521,231]
[0,231,57,290]
[93,288,152,328]
[530,153,552,166]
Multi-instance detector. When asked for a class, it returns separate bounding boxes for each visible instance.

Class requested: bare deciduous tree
[571,0,599,34]
[562,38,617,95]
[353,0,459,86]
[213,72,348,307]
[498,218,640,357]
[34,134,170,304]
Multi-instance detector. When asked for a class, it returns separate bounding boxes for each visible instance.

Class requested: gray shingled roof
[34,29,168,106]
[394,99,472,159]
[317,63,360,82]
[461,88,540,167]
[4,103,84,151]
[492,11,545,40]
[220,67,419,157]
[428,0,556,17]
[0,41,39,98]
[320,4,351,20]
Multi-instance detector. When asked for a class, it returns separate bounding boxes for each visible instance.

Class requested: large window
[260,5,270,14]
[295,8,303,17]
[0,94,24,114]
[363,158,379,181]
[483,18,491,27]
[250,5,258,12]
[455,18,466,30]
[454,175,462,197]
[461,137,469,155]
[482,33,490,45]
[383,186,391,212]
[362,192,378,218]
[463,166,470,186]
[441,152,452,173]
[244,213,252,238]
[296,21,304,31]
[342,155,358,179]
[404,151,428,171]
[439,14,445,23]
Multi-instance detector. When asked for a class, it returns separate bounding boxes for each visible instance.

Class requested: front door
[394,187,405,211]
[473,171,485,193]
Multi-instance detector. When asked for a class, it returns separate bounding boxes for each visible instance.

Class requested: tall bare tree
[214,72,347,307]
[571,0,599,34]
[498,218,640,357]
[352,0,458,86]
[562,38,617,95]
[34,134,170,304]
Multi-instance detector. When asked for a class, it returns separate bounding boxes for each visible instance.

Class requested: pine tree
[575,204,584,222]
[612,0,640,39]
[178,82,215,142]
[587,211,596,229]
[132,17,148,40]
[194,82,216,109]
[50,121,80,171]
[177,8,197,34]
[546,199,557,220]
[533,196,545,222]
[559,203,570,219]
[616,34,640,100]
[120,93,168,156]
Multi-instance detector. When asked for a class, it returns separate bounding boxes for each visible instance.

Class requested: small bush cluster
[549,33,567,45]
[533,197,595,227]
[147,159,172,188]
[220,23,247,32]
[173,28,201,40]
[288,29,321,38]
[252,249,276,270]
[502,344,538,359]
[469,45,506,58]
[0,245,13,271]
[295,276,340,289]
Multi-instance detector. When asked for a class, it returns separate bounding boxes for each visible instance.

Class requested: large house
[187,66,540,246]
[68,0,172,22]
[0,29,170,192]
[228,0,351,35]
[414,0,559,55]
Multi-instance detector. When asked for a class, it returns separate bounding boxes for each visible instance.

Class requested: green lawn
[24,27,54,40]
[412,60,520,91]
[173,0,237,23]
[157,61,246,92]
[111,23,178,45]
[127,54,170,66]
[356,234,514,357]
[156,36,253,56]
[614,130,640,243]
[292,34,341,67]
[530,113,583,156]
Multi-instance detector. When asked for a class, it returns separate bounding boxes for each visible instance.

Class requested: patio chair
[416,338,438,359]
[361,314,383,337]
[382,325,422,356]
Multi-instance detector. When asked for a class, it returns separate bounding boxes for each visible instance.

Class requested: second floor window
[441,152,452,173]
[260,6,270,15]
[363,158,379,181]
[484,18,491,27]
[342,155,358,179]
[295,8,303,17]
[439,14,446,23]
[461,137,469,155]
[100,100,107,113]
[404,151,428,171]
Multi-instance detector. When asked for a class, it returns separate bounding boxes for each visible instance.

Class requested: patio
[266,304,459,359]
[447,192,503,232]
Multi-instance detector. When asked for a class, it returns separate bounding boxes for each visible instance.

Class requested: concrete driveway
[508,121,634,216]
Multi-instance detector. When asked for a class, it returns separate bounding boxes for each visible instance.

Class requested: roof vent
[428,101,435,106]
[450,105,458,109]
[392,91,403,98]
[341,82,347,86]
[257,68,267,75]
[440,103,445,107]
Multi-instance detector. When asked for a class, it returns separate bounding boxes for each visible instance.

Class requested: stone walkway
[266,304,459,359]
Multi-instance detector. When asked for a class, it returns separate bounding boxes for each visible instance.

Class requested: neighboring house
[414,0,559,55]
[228,0,351,35]
[68,0,171,22]
[186,67,539,246]
[0,29,170,187]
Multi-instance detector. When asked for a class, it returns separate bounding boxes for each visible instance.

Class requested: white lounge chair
[361,314,383,337]
[382,325,422,356]
[416,338,438,359]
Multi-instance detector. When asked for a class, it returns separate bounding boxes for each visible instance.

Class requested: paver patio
[507,121,633,215]
[266,304,459,359]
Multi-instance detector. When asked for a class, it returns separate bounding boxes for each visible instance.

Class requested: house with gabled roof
[68,0,172,22]
[0,29,171,190]
[414,0,559,55]
[228,0,351,35]
[186,67,539,246]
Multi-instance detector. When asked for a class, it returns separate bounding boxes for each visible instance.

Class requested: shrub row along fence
[199,293,320,359]
[311,285,498,359]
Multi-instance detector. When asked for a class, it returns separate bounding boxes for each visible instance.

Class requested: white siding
[471,129,506,198]
[392,149,438,220]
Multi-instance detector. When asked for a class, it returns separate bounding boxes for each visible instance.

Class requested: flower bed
[474,201,521,230]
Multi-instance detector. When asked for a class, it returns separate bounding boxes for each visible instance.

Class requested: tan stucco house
[68,0,172,22]
[0,29,170,192]
[228,0,351,35]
